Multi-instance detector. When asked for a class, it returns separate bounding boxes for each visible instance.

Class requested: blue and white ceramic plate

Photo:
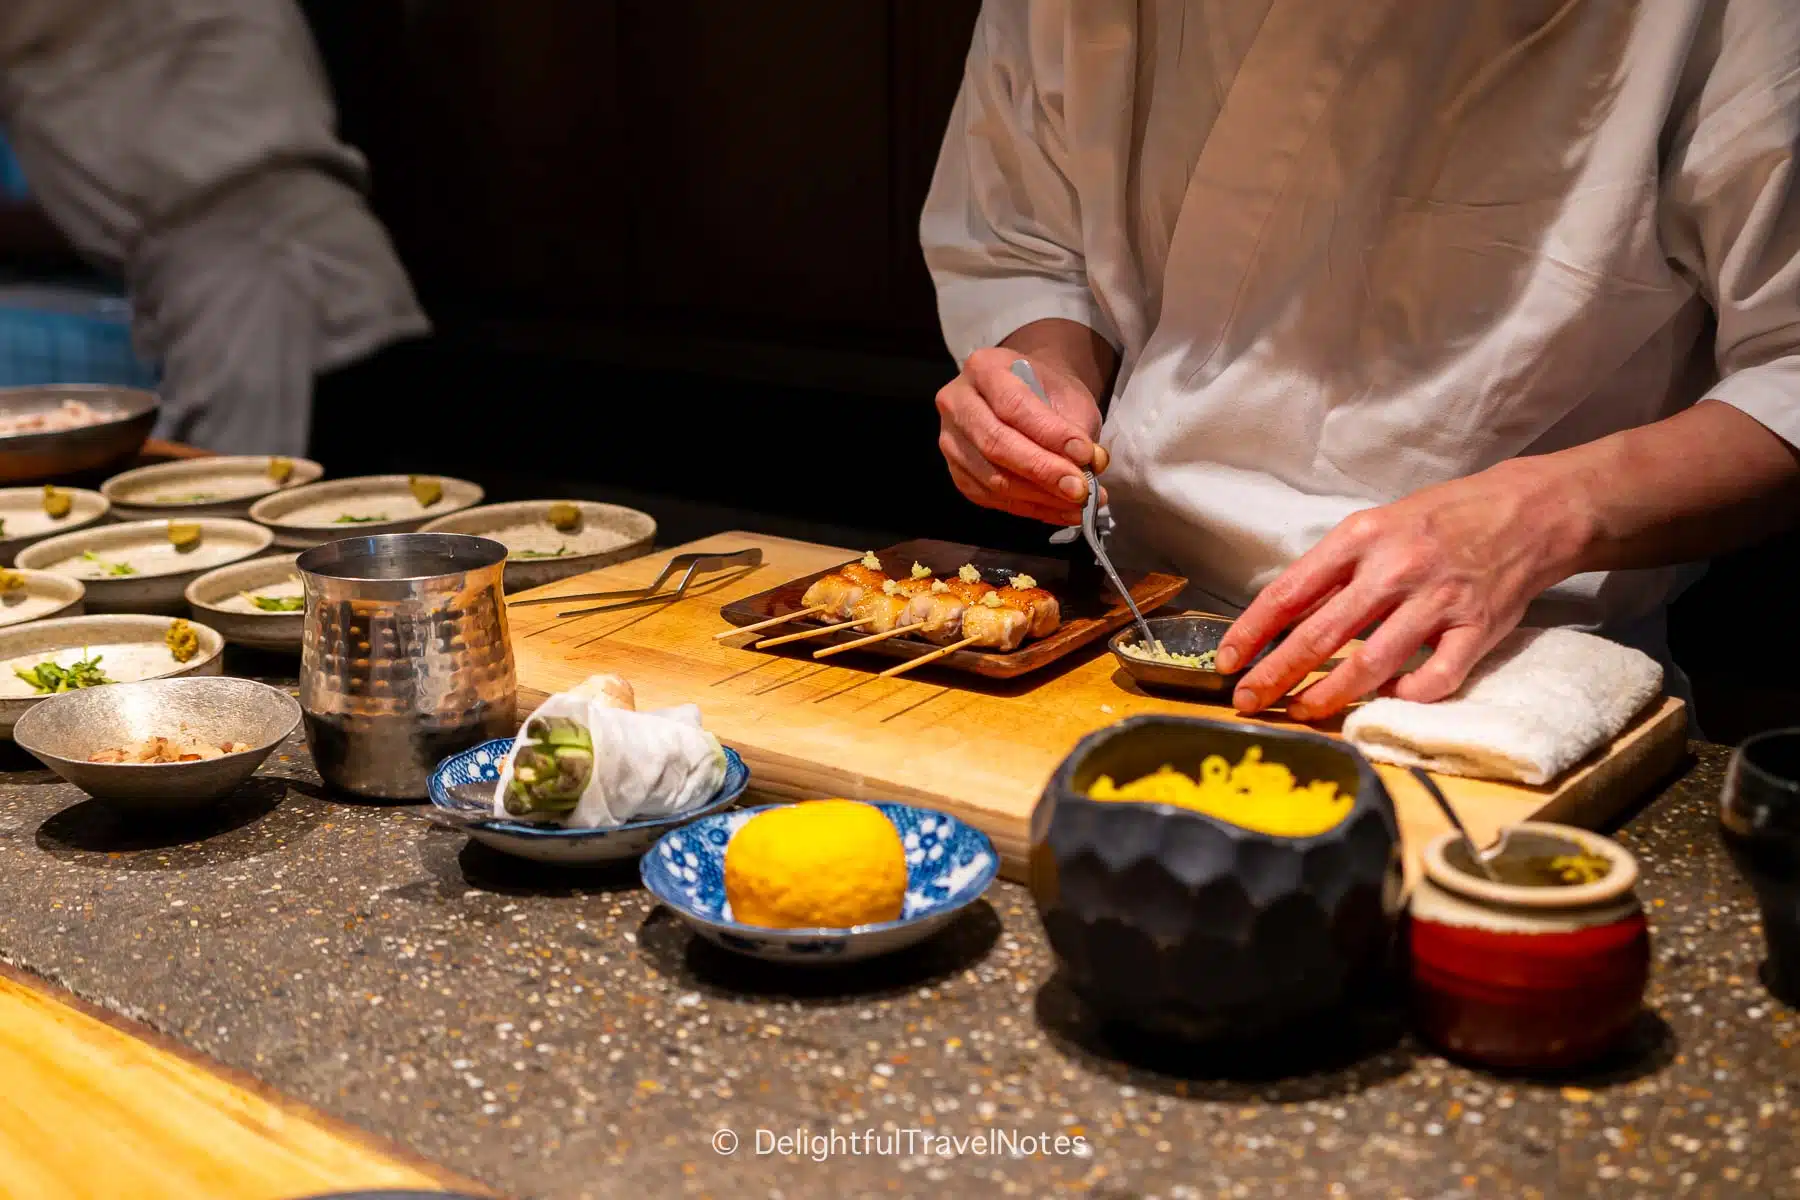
[428,739,749,866]
[640,802,998,964]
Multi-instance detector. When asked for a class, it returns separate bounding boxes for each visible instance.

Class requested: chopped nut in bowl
[11,676,301,811]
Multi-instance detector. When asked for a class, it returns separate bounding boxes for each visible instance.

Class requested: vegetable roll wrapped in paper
[495,690,726,828]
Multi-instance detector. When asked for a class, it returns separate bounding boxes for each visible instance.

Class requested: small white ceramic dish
[249,474,484,549]
[0,569,85,629]
[14,518,274,614]
[420,500,656,591]
[102,455,325,519]
[0,613,225,738]
[184,554,305,653]
[0,486,110,566]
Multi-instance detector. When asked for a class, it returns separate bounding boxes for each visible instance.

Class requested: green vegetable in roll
[504,716,595,816]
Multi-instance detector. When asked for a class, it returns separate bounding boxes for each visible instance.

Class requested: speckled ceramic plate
[102,455,325,519]
[249,475,484,549]
[0,569,85,629]
[0,486,110,566]
[419,500,656,591]
[184,553,304,653]
[0,613,225,738]
[640,802,998,964]
[428,739,749,866]
[14,518,274,614]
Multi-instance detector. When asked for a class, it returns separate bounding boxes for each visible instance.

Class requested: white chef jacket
[0,0,428,454]
[922,0,1800,670]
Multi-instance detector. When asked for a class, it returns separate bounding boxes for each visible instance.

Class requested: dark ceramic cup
[1720,728,1800,1006]
[1028,715,1404,1041]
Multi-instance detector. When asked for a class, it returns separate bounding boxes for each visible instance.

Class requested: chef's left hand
[1213,461,1583,722]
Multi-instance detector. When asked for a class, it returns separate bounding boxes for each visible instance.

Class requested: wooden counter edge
[0,961,498,1197]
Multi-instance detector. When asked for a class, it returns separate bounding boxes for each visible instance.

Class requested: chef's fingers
[938,386,1096,508]
[1390,623,1495,704]
[963,349,1104,471]
[1216,547,1357,676]
[943,451,1085,528]
[939,426,1085,521]
[1232,581,1390,714]
[1285,599,1442,721]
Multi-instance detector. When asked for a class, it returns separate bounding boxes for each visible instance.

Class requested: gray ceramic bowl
[0,613,226,738]
[1108,615,1280,696]
[0,485,110,566]
[14,517,274,614]
[102,455,325,520]
[0,569,85,628]
[419,499,656,591]
[12,676,301,811]
[249,474,484,549]
[184,553,304,653]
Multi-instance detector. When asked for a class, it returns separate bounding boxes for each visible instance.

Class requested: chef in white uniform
[923,0,1800,722]
[0,0,427,455]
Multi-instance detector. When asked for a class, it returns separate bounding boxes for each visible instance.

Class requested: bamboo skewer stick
[878,636,979,679]
[813,620,944,659]
[714,605,827,639]
[755,617,870,649]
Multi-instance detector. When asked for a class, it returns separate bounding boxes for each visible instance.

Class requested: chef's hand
[1214,461,1583,722]
[937,324,1114,527]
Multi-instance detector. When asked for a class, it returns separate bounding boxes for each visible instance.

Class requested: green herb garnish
[514,546,572,560]
[332,514,386,524]
[245,593,304,612]
[80,550,136,577]
[153,492,221,504]
[14,650,112,694]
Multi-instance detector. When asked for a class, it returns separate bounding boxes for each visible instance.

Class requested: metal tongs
[510,547,764,618]
[1011,359,1162,654]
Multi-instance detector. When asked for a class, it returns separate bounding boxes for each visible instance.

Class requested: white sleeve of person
[1342,628,1664,786]
[495,694,726,828]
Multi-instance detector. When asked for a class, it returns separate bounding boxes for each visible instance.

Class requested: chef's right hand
[935,347,1110,527]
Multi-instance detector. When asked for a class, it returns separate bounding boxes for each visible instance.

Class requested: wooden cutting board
[508,533,1688,884]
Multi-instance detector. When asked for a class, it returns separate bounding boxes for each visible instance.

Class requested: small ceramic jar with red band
[1407,821,1649,1070]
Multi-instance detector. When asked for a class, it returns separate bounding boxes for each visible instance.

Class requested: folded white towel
[1340,628,1664,786]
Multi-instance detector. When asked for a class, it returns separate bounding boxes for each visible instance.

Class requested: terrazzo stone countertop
[0,678,1794,1199]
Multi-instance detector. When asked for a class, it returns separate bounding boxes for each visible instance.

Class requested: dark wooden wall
[308,0,979,372]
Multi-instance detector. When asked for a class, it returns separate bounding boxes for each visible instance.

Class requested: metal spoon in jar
[1409,766,1507,882]
[1011,358,1164,655]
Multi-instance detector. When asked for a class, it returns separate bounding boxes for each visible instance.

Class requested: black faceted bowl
[1029,715,1403,1041]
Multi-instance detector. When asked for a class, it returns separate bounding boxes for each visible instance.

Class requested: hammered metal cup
[297,533,517,799]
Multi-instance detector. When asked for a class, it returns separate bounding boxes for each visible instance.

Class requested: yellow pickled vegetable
[1088,745,1350,838]
[165,619,200,663]
[546,502,581,532]
[167,521,202,550]
[268,457,294,484]
[42,485,71,518]
[0,568,23,593]
[409,475,443,507]
[725,800,908,928]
